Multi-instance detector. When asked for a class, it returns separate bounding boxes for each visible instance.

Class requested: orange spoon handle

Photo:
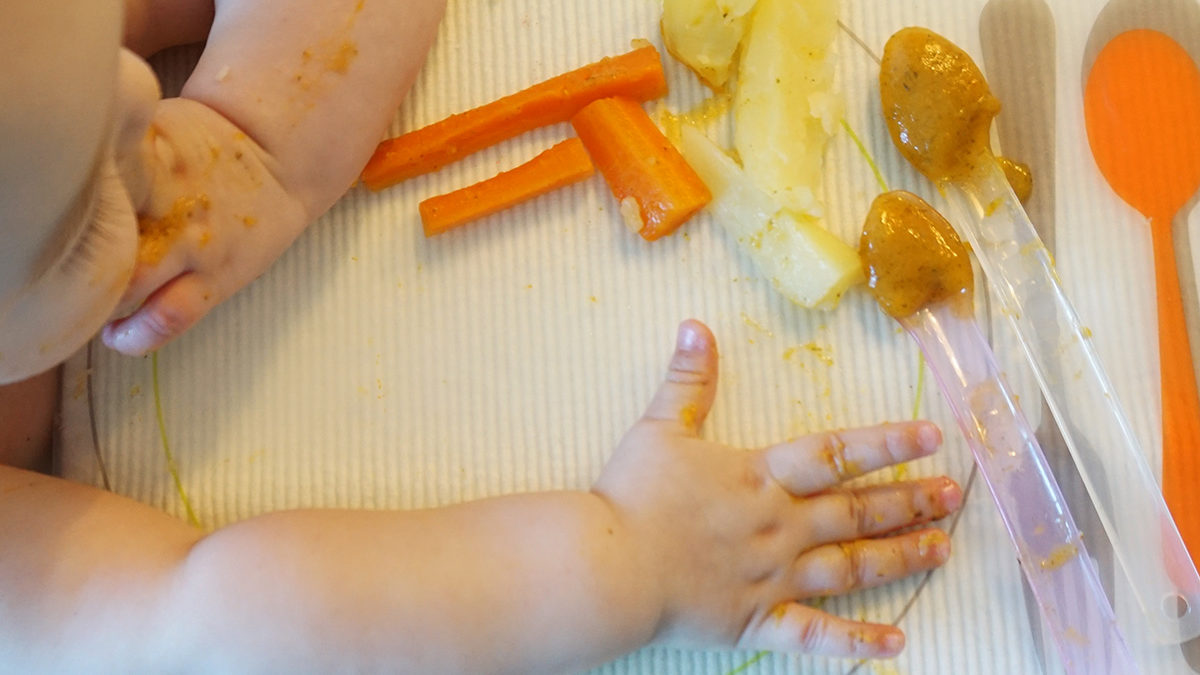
[1151,215,1200,569]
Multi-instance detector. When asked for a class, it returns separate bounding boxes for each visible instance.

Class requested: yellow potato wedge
[661,0,758,89]
[733,0,840,216]
[679,125,862,309]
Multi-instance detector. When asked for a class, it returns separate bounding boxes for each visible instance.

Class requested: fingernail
[676,321,703,352]
[940,479,963,511]
[882,630,905,655]
[916,423,942,452]
[918,530,950,560]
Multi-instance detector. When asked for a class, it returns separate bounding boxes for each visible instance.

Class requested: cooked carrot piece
[418,137,595,236]
[362,45,668,190]
[570,97,711,240]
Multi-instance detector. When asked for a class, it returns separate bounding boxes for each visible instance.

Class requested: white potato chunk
[679,125,862,309]
[661,0,758,89]
[734,0,841,216]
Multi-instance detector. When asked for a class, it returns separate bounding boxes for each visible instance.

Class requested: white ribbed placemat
[59,1,1200,672]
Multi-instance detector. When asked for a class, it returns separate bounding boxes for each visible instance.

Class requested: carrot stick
[418,137,595,236]
[363,45,668,191]
[570,97,711,241]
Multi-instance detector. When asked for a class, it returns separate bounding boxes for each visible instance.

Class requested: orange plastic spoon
[1085,29,1200,569]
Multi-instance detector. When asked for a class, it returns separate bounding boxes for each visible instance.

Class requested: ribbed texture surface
[58,0,1196,672]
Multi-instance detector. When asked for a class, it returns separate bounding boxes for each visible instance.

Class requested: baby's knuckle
[796,612,829,652]
[142,302,195,340]
[846,491,871,535]
[839,542,868,589]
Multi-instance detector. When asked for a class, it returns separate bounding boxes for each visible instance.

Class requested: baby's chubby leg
[105,0,446,355]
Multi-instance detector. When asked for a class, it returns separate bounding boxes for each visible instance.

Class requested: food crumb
[619,197,644,234]
[215,65,231,82]
[1040,543,1079,571]
[327,41,359,73]
[741,313,773,337]
[770,604,788,625]
[917,531,945,557]
[803,341,833,366]
[679,403,699,428]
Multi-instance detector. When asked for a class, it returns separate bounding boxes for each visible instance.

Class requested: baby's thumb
[101,273,217,356]
[640,320,719,435]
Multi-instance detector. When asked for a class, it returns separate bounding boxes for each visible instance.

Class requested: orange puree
[880,27,1000,183]
[859,190,974,319]
[138,194,209,265]
[996,156,1033,203]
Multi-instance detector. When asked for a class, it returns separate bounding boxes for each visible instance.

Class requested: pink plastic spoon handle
[904,302,1139,674]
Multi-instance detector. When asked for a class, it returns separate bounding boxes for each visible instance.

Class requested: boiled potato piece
[679,125,862,308]
[661,0,758,89]
[734,0,840,216]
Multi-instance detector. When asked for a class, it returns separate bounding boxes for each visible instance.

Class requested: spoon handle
[1150,215,1200,580]
[904,304,1138,674]
[942,161,1200,643]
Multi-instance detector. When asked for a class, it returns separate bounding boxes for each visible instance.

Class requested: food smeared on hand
[661,0,758,89]
[859,190,973,318]
[680,126,862,308]
[571,97,711,241]
[996,156,1033,203]
[138,194,211,265]
[361,45,668,190]
[879,27,1001,184]
[419,138,595,236]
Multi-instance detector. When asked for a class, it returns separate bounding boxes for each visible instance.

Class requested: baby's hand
[101,99,309,354]
[595,320,961,659]
[103,0,445,355]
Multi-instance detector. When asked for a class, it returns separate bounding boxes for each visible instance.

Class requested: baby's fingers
[804,477,962,545]
[102,272,218,355]
[640,320,718,435]
[764,421,942,495]
[740,602,904,658]
[790,529,951,598]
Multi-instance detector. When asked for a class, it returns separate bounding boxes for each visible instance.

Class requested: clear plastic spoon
[861,190,1139,674]
[941,162,1200,642]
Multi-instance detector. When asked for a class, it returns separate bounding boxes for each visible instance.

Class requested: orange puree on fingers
[880,27,1001,183]
[859,190,974,319]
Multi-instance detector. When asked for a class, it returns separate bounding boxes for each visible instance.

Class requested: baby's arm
[103,0,446,354]
[0,322,960,672]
